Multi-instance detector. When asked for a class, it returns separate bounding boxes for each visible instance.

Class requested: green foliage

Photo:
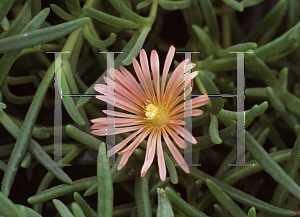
[1,0,300,216]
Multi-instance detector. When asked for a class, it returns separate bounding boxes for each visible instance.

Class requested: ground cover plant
[1,0,300,216]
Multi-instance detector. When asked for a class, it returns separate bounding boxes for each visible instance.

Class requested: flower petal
[162,129,189,173]
[150,49,160,104]
[167,71,198,110]
[119,65,147,100]
[169,96,210,117]
[170,109,204,119]
[91,121,142,129]
[117,129,151,170]
[110,67,147,101]
[102,110,142,119]
[165,126,186,149]
[91,125,143,136]
[141,129,157,177]
[165,61,196,105]
[132,57,152,100]
[91,117,138,124]
[161,46,175,97]
[107,129,142,157]
[156,131,166,181]
[167,120,186,125]
[168,123,197,144]
[164,59,188,98]
[96,95,143,115]
[104,73,144,107]
[140,49,155,98]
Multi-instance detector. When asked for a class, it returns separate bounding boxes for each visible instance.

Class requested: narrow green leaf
[157,188,174,217]
[62,68,85,126]
[6,75,39,85]
[74,192,97,217]
[149,178,171,199]
[0,110,73,187]
[0,7,50,86]
[137,1,152,10]
[197,57,237,72]
[247,207,256,217]
[65,124,102,150]
[243,0,286,44]
[122,26,151,65]
[113,203,136,216]
[83,155,133,196]
[31,0,41,17]
[286,0,300,30]
[28,177,97,204]
[159,0,191,10]
[207,179,247,217]
[1,80,33,104]
[188,167,296,216]
[32,145,84,214]
[135,176,152,217]
[222,0,244,11]
[245,51,279,87]
[245,88,267,99]
[197,71,224,114]
[0,17,89,53]
[257,0,287,45]
[192,24,216,57]
[0,102,6,110]
[0,191,20,217]
[254,21,300,61]
[259,113,286,150]
[256,127,270,146]
[218,101,268,128]
[84,183,97,197]
[1,16,9,31]
[53,199,75,217]
[83,5,140,28]
[108,0,150,25]
[50,4,75,21]
[165,187,209,217]
[194,102,268,151]
[192,123,235,150]
[0,160,6,172]
[0,57,64,196]
[20,152,31,168]
[71,203,85,217]
[266,86,298,132]
[0,0,14,25]
[241,0,265,7]
[198,0,219,43]
[245,131,300,201]
[97,143,113,217]
[218,42,257,58]
[0,0,31,39]
[270,132,300,207]
[76,19,148,108]
[279,91,300,119]
[187,179,202,206]
[214,204,225,217]
[83,22,116,49]
[65,0,83,16]
[278,67,288,91]
[183,0,203,27]
[164,152,178,184]
[209,113,222,144]
[16,205,42,217]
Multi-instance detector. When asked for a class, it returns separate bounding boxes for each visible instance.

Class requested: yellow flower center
[145,104,158,119]
[144,103,168,127]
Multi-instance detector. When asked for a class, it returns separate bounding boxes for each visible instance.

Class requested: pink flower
[91,46,210,181]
